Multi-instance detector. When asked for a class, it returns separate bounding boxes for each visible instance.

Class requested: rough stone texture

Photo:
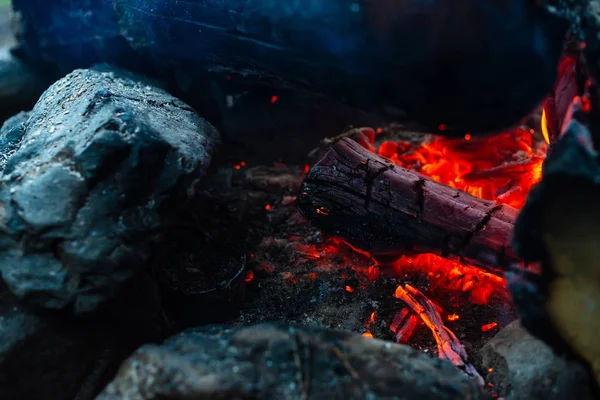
[478,320,595,400]
[0,274,162,400]
[98,323,483,400]
[0,110,30,172]
[0,66,219,314]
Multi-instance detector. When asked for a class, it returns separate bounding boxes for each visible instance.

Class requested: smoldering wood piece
[297,138,523,275]
[394,284,484,385]
[389,307,419,344]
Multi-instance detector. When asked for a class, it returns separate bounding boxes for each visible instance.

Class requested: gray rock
[0,110,30,172]
[98,323,484,400]
[478,320,594,400]
[0,66,219,314]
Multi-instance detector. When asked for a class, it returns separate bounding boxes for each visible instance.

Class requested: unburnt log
[297,138,523,274]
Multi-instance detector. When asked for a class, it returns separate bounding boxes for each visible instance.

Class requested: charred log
[297,138,523,274]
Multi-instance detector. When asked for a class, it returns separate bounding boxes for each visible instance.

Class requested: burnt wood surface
[297,138,523,274]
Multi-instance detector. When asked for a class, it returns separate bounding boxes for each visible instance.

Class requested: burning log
[394,284,484,385]
[510,96,600,390]
[297,138,523,274]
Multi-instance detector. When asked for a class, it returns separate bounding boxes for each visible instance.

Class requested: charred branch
[394,284,483,385]
[389,308,419,344]
[297,138,524,275]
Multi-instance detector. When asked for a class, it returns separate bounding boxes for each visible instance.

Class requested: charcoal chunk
[0,66,219,314]
[98,323,483,400]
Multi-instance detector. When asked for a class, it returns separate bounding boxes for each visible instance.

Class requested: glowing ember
[333,126,548,339]
[368,311,376,325]
[279,125,547,356]
[447,314,460,321]
[392,254,505,304]
[394,284,484,384]
[376,128,545,209]
[245,270,254,283]
[389,308,419,344]
[481,322,498,332]
[362,332,373,338]
[316,207,330,216]
[364,311,378,334]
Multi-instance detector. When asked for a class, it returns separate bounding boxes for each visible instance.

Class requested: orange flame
[541,108,550,145]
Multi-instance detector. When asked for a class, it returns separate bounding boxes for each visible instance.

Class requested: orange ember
[296,126,548,345]
[481,322,499,332]
[447,314,460,321]
[329,127,549,342]
[377,129,545,209]
[392,253,505,305]
[368,311,376,324]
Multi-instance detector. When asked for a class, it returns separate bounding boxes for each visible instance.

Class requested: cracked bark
[297,138,523,274]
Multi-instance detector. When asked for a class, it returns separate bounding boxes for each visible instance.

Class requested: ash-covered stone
[0,66,219,314]
[478,320,594,399]
[98,323,483,400]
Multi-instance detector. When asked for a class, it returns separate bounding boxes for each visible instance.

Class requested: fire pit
[0,0,599,399]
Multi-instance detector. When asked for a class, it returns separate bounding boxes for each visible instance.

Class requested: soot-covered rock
[98,323,483,400]
[0,273,162,400]
[0,66,219,314]
[478,320,594,400]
